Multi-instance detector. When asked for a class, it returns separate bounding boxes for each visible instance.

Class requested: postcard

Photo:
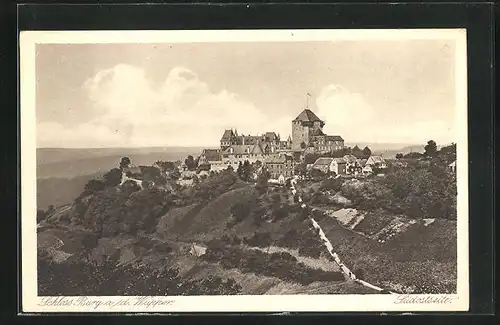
[20,29,468,312]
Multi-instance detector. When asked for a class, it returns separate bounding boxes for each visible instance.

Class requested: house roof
[313,157,334,166]
[359,159,368,166]
[293,109,323,123]
[326,135,344,142]
[343,154,358,163]
[366,156,386,164]
[201,149,221,161]
[220,129,235,141]
[332,158,347,164]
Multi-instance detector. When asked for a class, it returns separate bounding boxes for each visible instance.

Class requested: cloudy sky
[36,39,457,148]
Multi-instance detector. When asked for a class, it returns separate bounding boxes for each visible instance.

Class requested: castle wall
[292,121,310,150]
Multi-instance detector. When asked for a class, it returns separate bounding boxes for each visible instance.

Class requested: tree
[241,161,253,182]
[404,152,424,159]
[395,153,404,160]
[184,155,198,171]
[294,162,307,176]
[437,143,456,165]
[169,167,181,180]
[362,146,372,159]
[155,160,175,172]
[424,140,438,158]
[103,168,123,187]
[310,168,327,180]
[255,169,270,194]
[37,209,47,223]
[84,179,106,193]
[120,157,131,170]
[236,162,244,179]
[352,145,363,159]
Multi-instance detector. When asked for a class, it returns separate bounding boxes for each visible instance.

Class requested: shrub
[38,258,242,296]
[84,179,106,194]
[319,178,344,192]
[103,168,123,187]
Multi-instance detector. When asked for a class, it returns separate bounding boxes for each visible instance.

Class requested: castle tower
[291,109,325,151]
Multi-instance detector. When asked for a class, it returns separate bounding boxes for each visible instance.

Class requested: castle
[198,108,344,171]
[291,108,344,154]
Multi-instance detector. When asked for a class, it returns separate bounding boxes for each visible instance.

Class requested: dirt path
[289,177,395,294]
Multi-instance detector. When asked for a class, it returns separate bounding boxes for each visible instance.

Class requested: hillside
[37,149,457,296]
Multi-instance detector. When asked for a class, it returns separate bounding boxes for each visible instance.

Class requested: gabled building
[264,154,296,180]
[365,155,387,169]
[312,157,334,174]
[311,157,347,175]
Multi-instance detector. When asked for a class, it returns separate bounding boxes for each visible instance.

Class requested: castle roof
[222,143,264,155]
[293,109,323,123]
[221,129,235,141]
[326,135,344,142]
[264,132,279,142]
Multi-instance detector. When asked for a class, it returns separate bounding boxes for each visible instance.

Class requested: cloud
[38,64,292,147]
[316,84,374,127]
[314,84,454,144]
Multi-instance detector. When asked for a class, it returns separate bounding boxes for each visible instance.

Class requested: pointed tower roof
[293,109,323,123]
[221,129,235,141]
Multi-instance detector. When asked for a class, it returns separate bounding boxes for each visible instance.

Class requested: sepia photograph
[20,29,468,312]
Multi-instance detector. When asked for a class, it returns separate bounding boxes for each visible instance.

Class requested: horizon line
[35,141,441,150]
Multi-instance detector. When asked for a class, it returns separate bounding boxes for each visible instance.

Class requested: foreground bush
[38,258,242,296]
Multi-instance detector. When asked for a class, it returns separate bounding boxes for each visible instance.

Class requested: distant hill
[345,143,450,159]
[37,172,102,210]
[37,147,204,179]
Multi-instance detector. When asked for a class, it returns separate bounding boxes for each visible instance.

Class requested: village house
[198,148,226,172]
[311,157,347,175]
[343,154,362,175]
[365,155,388,169]
[264,154,296,181]
[331,158,348,175]
[311,157,333,174]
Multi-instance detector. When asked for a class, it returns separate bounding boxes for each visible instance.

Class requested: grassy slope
[319,214,456,293]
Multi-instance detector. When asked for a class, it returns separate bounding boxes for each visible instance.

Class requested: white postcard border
[20,29,469,313]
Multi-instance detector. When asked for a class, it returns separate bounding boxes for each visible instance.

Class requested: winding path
[289,177,395,294]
